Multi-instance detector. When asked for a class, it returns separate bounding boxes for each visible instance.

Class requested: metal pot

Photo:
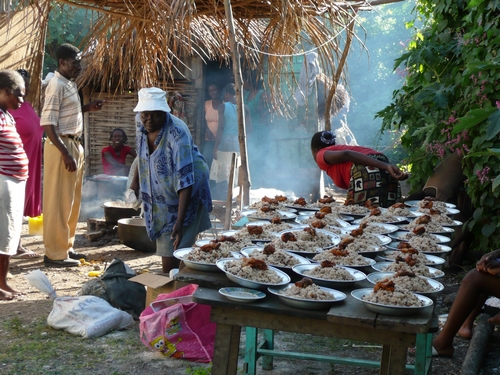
[103,201,141,225]
[117,217,156,253]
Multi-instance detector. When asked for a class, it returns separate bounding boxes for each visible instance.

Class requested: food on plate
[312,247,371,266]
[387,202,413,216]
[380,257,433,277]
[185,245,233,264]
[246,244,302,267]
[334,226,384,253]
[356,222,390,235]
[362,281,425,307]
[302,261,355,281]
[384,247,437,265]
[271,228,334,252]
[223,258,284,284]
[294,197,307,206]
[400,215,447,233]
[359,209,401,224]
[247,225,264,236]
[374,271,439,293]
[279,277,335,300]
[318,195,335,204]
[281,232,297,242]
[203,235,251,252]
[397,230,442,252]
[302,211,345,227]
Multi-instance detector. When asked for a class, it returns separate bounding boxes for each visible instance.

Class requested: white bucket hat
[133,87,171,113]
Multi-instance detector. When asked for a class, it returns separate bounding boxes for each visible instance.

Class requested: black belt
[62,134,83,143]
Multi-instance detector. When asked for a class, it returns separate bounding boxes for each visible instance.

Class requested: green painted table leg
[261,329,274,370]
[244,327,258,375]
[414,333,432,375]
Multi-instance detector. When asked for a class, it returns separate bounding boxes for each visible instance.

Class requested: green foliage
[186,364,212,375]
[376,0,500,252]
[44,3,95,75]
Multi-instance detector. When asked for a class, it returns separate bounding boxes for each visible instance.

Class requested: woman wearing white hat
[130,87,212,273]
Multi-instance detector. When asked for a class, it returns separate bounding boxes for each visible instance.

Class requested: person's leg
[488,313,500,325]
[43,140,80,263]
[457,293,488,339]
[67,142,85,256]
[433,269,500,355]
[14,239,41,258]
[0,255,13,300]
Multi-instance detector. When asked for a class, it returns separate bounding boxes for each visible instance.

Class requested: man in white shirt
[41,43,104,267]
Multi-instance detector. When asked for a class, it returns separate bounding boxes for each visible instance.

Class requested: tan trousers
[43,138,84,260]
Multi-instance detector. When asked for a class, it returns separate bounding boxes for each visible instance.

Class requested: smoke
[80,178,129,220]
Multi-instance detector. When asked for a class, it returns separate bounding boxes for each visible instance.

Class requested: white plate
[284,204,320,212]
[385,241,452,257]
[292,264,366,288]
[295,215,351,228]
[351,288,434,316]
[268,284,346,310]
[352,216,408,226]
[241,209,297,221]
[240,246,311,269]
[408,206,460,216]
[405,200,457,209]
[379,250,446,268]
[388,231,451,244]
[397,225,455,236]
[371,262,445,278]
[338,229,393,247]
[277,228,341,249]
[310,255,377,271]
[366,272,444,296]
[218,287,266,303]
[216,258,291,290]
[343,223,400,235]
[173,248,242,272]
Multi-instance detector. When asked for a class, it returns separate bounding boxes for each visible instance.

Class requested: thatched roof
[51,0,401,106]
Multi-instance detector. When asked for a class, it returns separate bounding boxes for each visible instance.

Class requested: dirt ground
[2,218,499,375]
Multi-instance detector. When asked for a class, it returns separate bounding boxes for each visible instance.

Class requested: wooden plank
[212,323,241,375]
[210,307,416,347]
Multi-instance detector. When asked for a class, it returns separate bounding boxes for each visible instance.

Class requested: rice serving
[224,258,284,284]
[303,264,355,281]
[360,212,401,224]
[376,274,438,293]
[362,288,424,307]
[279,279,335,300]
[384,250,435,265]
[401,219,446,233]
[271,228,334,252]
[381,262,432,277]
[185,247,233,264]
[313,248,370,266]
[248,249,300,267]
[387,206,412,216]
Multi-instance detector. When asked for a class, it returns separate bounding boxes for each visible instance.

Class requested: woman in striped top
[0,70,28,300]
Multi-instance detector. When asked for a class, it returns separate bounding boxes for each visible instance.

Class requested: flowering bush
[376,0,500,251]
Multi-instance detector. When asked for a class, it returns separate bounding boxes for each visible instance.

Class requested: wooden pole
[223,0,251,206]
[324,14,356,131]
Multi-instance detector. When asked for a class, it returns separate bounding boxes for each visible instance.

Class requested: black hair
[110,128,128,143]
[0,70,25,92]
[311,131,336,151]
[55,43,81,64]
[17,69,30,79]
[222,83,236,97]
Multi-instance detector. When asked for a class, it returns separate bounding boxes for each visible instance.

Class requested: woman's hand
[212,148,218,161]
[386,164,409,180]
[171,221,183,250]
[476,249,500,273]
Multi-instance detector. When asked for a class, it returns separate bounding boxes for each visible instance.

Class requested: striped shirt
[40,71,83,135]
[0,109,28,180]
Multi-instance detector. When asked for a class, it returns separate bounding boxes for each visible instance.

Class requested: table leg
[379,344,407,375]
[261,329,274,370]
[245,327,258,375]
[212,323,241,375]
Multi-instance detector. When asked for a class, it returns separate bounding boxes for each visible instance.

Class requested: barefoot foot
[457,326,473,340]
[0,289,14,301]
[488,314,500,325]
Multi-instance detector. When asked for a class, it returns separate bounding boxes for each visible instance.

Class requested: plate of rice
[272,228,341,255]
[268,278,346,310]
[352,216,408,226]
[389,230,451,244]
[311,248,376,271]
[372,261,445,278]
[173,248,242,272]
[351,288,433,316]
[295,214,352,228]
[385,240,452,256]
[405,200,457,209]
[378,250,446,269]
[292,263,366,288]
[366,272,444,296]
[240,245,311,270]
[409,206,460,217]
[241,209,297,222]
[216,258,291,290]
[218,287,266,303]
[343,223,400,235]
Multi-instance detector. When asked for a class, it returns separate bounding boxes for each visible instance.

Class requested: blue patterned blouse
[136,113,212,240]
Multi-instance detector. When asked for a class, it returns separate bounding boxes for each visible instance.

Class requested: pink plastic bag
[139,284,216,362]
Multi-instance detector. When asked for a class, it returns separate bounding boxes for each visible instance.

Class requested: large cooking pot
[103,201,141,225]
[117,217,156,253]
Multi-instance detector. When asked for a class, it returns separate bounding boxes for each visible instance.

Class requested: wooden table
[177,267,437,375]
